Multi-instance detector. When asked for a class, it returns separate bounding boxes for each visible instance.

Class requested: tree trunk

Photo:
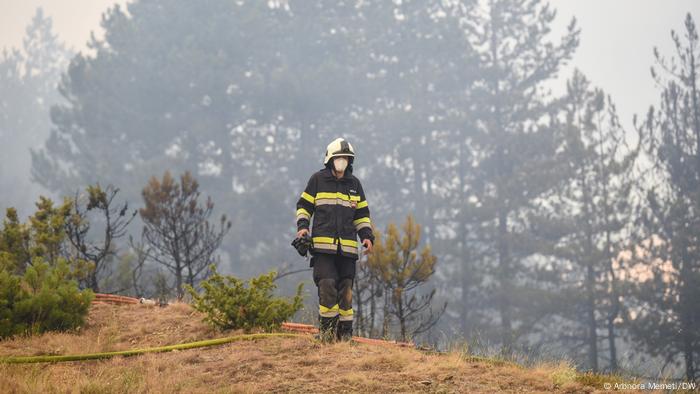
[354,276,364,336]
[607,310,618,371]
[685,34,699,384]
[382,288,390,338]
[600,157,619,372]
[498,208,513,351]
[90,270,100,293]
[680,241,696,381]
[586,260,598,372]
[581,170,598,372]
[398,291,406,342]
[460,253,470,337]
[683,335,696,382]
[604,220,619,372]
[175,259,184,300]
[458,134,470,337]
[370,279,377,337]
[187,265,195,288]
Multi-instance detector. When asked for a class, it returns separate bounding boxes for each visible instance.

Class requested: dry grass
[0,303,636,393]
[0,302,221,357]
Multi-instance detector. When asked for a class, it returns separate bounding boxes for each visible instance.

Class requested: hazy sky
[2,1,699,132]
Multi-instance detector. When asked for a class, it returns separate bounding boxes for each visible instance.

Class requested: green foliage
[633,14,700,380]
[367,215,444,341]
[0,198,94,339]
[28,0,474,282]
[1,198,93,281]
[0,270,22,336]
[28,196,71,265]
[0,208,30,273]
[186,266,303,332]
[0,259,93,339]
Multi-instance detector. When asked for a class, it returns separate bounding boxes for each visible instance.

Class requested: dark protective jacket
[296,167,374,259]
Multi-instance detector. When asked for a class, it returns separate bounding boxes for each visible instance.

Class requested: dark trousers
[311,251,356,323]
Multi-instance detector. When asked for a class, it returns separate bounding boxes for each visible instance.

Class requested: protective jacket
[296,167,374,259]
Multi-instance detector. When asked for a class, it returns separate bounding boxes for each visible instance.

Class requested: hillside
[1,303,619,393]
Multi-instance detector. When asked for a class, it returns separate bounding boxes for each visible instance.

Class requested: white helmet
[323,138,355,165]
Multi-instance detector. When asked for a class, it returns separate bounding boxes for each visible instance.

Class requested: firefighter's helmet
[323,138,355,165]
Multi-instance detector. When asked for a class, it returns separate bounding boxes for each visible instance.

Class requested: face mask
[333,157,348,172]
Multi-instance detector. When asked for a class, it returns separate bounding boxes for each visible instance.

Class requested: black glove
[291,233,313,257]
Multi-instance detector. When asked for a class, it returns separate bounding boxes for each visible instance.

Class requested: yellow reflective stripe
[339,238,358,247]
[316,192,357,202]
[301,192,315,204]
[353,217,371,226]
[296,208,311,218]
[312,237,356,246]
[319,304,339,313]
[339,308,353,316]
[357,200,368,209]
[316,192,338,200]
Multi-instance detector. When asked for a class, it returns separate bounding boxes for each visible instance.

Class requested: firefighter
[294,137,375,342]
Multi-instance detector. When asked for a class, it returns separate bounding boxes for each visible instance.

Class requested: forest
[1,0,699,381]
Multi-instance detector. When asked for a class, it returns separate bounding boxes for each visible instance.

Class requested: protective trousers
[312,251,356,341]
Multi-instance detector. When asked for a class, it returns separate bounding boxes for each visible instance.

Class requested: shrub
[0,259,93,339]
[0,270,22,338]
[186,266,303,332]
[0,200,94,340]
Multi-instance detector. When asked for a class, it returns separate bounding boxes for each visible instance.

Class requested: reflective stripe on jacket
[296,168,374,259]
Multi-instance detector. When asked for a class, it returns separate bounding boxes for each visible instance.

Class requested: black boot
[317,315,338,343]
[337,320,353,342]
[331,315,339,339]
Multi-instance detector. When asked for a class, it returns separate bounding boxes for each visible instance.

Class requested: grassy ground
[0,303,643,393]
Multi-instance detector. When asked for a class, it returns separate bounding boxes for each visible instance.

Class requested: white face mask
[333,157,348,172]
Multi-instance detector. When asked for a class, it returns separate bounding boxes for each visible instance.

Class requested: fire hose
[0,332,309,364]
[0,294,412,364]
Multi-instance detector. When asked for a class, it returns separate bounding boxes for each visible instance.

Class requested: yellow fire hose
[0,296,412,365]
[0,332,308,364]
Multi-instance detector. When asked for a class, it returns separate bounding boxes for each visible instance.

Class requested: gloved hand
[291,233,313,257]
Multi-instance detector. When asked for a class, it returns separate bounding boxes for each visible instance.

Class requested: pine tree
[366,215,445,342]
[458,0,579,352]
[139,171,231,299]
[0,208,30,274]
[633,13,700,381]
[27,0,482,279]
[64,184,137,292]
[0,198,94,339]
[550,70,639,372]
[0,8,71,217]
